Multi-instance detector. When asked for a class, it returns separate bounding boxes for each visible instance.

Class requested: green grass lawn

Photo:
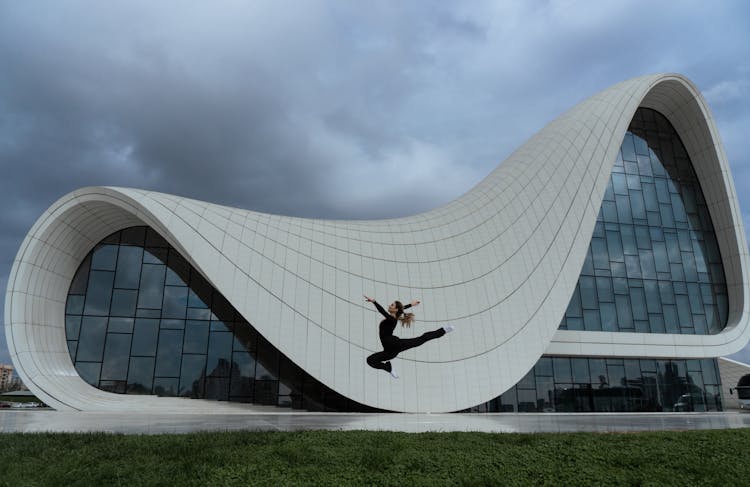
[1,429,748,486]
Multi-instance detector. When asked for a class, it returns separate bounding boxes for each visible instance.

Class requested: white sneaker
[387,363,399,379]
[443,325,455,333]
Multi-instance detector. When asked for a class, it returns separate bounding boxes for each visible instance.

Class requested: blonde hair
[394,301,415,328]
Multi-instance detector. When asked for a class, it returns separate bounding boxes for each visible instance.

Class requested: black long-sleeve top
[372,300,411,343]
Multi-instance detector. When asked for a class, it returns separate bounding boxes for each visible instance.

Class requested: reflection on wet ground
[2,410,749,435]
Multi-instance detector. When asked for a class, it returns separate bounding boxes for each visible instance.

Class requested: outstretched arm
[404,299,420,310]
[364,295,390,318]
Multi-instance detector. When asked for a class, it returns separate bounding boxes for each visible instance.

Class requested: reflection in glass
[560,108,728,335]
[76,317,108,362]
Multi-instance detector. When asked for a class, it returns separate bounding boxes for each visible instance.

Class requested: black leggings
[366,328,446,371]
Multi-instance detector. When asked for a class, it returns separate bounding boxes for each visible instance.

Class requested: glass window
[127,357,154,394]
[206,332,233,378]
[75,362,101,385]
[131,318,159,356]
[184,320,210,354]
[137,264,166,309]
[110,289,138,317]
[231,351,256,397]
[115,246,143,289]
[621,134,636,161]
[583,309,601,331]
[162,286,188,319]
[179,354,207,397]
[644,281,662,313]
[66,295,85,315]
[65,315,82,341]
[155,329,184,377]
[76,317,108,362]
[579,277,598,309]
[615,194,632,224]
[69,255,91,295]
[591,238,609,270]
[121,227,146,246]
[166,250,191,286]
[108,317,134,334]
[596,277,613,302]
[153,377,178,397]
[599,303,617,331]
[101,333,132,381]
[83,271,115,316]
[615,295,633,328]
[91,245,118,271]
[630,287,648,321]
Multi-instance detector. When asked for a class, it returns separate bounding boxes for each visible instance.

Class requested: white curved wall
[5,73,750,412]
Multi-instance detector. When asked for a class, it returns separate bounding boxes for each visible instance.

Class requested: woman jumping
[364,295,454,378]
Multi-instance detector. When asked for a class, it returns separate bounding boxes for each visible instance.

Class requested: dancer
[363,295,454,378]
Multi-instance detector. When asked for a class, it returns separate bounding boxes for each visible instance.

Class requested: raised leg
[393,328,446,354]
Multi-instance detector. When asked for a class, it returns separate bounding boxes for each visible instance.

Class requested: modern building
[718,357,750,410]
[4,73,750,413]
[0,365,13,392]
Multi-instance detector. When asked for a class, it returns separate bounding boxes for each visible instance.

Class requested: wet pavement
[2,410,749,434]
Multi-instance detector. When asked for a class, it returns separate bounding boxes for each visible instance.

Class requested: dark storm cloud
[1,1,750,366]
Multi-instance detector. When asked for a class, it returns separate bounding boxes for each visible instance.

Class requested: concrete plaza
[2,410,749,435]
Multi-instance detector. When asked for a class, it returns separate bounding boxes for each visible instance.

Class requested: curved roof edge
[5,73,749,412]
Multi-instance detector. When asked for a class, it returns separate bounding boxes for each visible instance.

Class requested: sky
[1,1,750,368]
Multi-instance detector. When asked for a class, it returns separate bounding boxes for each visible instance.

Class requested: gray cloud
[2,1,750,367]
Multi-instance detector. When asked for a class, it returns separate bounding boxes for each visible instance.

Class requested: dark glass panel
[83,271,115,316]
[162,286,188,318]
[188,275,212,308]
[166,250,191,286]
[231,351,256,397]
[155,330,183,377]
[76,317,108,362]
[145,227,169,248]
[183,321,210,354]
[69,255,91,295]
[131,318,159,356]
[67,340,78,360]
[206,332,233,378]
[143,247,168,265]
[579,277,597,309]
[136,308,161,318]
[66,295,85,315]
[583,309,600,331]
[160,319,184,330]
[91,244,118,271]
[153,377,178,397]
[101,333,132,381]
[179,354,207,398]
[599,302,617,331]
[535,377,555,412]
[75,362,101,385]
[553,357,572,383]
[108,317,134,334]
[534,357,552,377]
[115,246,143,289]
[110,289,138,317]
[126,357,154,394]
[137,264,166,309]
[186,308,212,320]
[65,315,82,341]
[120,227,146,246]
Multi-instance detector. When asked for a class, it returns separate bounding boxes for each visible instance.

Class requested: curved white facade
[5,73,750,412]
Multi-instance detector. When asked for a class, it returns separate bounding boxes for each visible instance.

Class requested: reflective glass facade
[467,356,723,413]
[65,226,378,411]
[559,108,728,334]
